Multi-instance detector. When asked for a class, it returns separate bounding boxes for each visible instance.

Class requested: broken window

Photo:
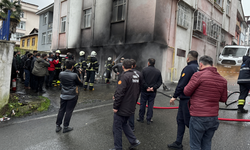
[112,0,126,22]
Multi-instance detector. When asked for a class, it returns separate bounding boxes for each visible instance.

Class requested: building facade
[9,0,39,46]
[20,28,38,51]
[172,0,247,81]
[52,0,177,83]
[51,0,247,83]
[36,3,54,52]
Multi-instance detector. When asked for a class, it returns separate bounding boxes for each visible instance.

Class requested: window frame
[177,3,189,29]
[17,21,26,30]
[22,40,25,47]
[61,16,67,33]
[43,13,48,25]
[112,0,126,22]
[27,39,30,47]
[42,33,46,45]
[47,31,52,44]
[83,8,92,28]
[20,11,24,18]
[226,0,231,16]
[32,38,35,46]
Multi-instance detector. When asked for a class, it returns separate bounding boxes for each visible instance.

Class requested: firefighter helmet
[80,51,85,56]
[91,51,97,57]
[108,57,112,61]
[56,50,61,54]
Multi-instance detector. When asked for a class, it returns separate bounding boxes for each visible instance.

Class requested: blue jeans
[189,116,219,150]
[176,99,190,144]
[24,69,30,87]
[139,92,156,121]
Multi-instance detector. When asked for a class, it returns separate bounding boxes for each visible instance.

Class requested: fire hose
[136,91,250,122]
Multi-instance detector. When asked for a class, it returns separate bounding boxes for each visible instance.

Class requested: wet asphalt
[1,78,250,150]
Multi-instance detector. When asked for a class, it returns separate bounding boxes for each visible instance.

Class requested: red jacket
[48,58,59,71]
[184,67,227,117]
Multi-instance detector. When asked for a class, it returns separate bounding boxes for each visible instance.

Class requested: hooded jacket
[237,56,250,84]
[184,67,227,117]
[32,58,50,77]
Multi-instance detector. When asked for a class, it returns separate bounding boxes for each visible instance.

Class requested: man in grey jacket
[32,54,50,93]
[55,60,83,133]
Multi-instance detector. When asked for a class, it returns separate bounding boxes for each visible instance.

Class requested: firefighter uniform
[74,55,86,82]
[237,56,250,113]
[84,52,99,91]
[105,58,114,83]
[53,52,62,87]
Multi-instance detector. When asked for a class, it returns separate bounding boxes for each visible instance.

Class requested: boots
[238,106,248,113]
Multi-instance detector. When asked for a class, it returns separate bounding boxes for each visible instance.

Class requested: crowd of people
[11,50,234,150]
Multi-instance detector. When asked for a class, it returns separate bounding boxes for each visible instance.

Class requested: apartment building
[36,3,54,52]
[52,0,177,82]
[9,0,39,46]
[245,16,250,46]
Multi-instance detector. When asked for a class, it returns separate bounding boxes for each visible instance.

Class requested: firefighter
[112,57,124,81]
[237,55,250,113]
[53,50,62,87]
[105,57,114,84]
[84,51,99,91]
[74,51,86,82]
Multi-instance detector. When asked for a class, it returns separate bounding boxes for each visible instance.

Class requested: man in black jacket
[24,53,33,89]
[55,60,83,133]
[237,56,250,113]
[168,51,199,149]
[128,59,141,132]
[110,59,141,150]
[20,51,29,82]
[137,58,162,125]
[112,57,124,81]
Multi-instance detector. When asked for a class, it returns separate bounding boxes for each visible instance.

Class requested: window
[42,33,46,44]
[61,17,66,33]
[47,31,52,43]
[215,0,223,7]
[43,13,48,25]
[193,11,221,40]
[22,40,25,47]
[226,0,230,15]
[32,38,35,46]
[83,9,92,28]
[177,3,189,29]
[27,39,30,47]
[112,0,126,22]
[17,21,26,30]
[20,11,24,18]
[16,33,24,41]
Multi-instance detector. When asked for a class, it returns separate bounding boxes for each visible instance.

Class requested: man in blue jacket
[168,51,199,149]
[237,55,250,113]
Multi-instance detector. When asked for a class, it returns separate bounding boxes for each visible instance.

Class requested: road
[1,81,250,150]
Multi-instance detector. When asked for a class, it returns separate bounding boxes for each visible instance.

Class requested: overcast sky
[25,0,249,16]
[242,0,250,16]
[23,0,53,9]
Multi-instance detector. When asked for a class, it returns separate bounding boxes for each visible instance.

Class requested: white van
[218,45,250,68]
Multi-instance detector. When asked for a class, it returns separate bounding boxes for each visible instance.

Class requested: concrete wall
[68,0,83,49]
[0,41,15,110]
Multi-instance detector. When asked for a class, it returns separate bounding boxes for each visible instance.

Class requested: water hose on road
[136,91,250,122]
[136,102,250,122]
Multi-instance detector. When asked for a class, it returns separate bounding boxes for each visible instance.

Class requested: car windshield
[222,48,247,57]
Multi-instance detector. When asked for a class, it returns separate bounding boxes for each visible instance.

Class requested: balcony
[48,23,53,30]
